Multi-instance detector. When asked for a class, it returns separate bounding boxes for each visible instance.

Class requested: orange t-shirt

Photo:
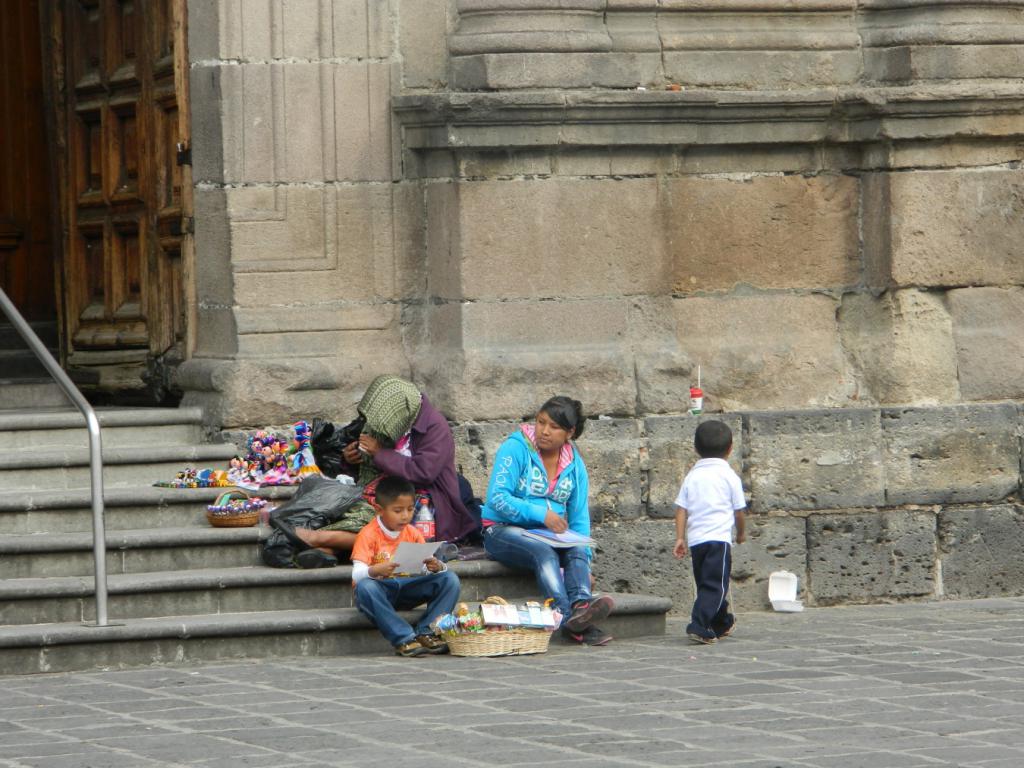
[351,518,425,583]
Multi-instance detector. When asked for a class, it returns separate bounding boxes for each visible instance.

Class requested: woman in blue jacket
[482,396,614,645]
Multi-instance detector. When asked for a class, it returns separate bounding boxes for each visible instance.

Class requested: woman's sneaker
[561,625,613,646]
[394,640,428,657]
[415,634,449,655]
[565,596,615,632]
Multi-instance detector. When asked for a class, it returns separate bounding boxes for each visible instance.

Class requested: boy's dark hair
[694,420,732,459]
[539,395,586,439]
[375,475,416,508]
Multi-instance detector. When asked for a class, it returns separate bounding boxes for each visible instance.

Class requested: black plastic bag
[311,416,364,479]
[261,475,366,568]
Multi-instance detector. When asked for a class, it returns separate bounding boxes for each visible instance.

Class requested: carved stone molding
[449,0,1024,89]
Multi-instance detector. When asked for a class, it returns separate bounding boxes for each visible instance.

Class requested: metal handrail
[0,288,109,627]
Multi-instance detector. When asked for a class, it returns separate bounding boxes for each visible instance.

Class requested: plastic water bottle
[413,495,435,541]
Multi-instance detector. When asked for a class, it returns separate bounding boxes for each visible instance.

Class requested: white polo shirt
[674,458,746,547]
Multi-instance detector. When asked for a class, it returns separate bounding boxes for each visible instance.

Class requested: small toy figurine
[290,420,321,478]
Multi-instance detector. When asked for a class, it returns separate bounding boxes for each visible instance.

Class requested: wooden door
[0,0,57,322]
[56,0,192,396]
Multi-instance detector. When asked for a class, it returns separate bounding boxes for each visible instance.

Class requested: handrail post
[0,288,109,627]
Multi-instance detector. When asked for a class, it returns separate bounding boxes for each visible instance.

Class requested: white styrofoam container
[768,570,804,612]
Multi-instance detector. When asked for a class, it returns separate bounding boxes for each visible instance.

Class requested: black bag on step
[261,475,366,568]
[310,416,365,479]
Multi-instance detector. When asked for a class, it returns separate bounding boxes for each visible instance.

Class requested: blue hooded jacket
[481,429,591,537]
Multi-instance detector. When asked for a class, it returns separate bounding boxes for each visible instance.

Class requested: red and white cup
[689,386,704,415]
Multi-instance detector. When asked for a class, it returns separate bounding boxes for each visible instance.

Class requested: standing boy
[673,420,747,645]
[352,476,460,657]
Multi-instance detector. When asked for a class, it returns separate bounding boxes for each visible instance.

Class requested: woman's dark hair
[694,420,732,459]
[539,396,585,439]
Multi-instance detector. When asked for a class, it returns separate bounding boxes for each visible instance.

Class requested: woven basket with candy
[433,596,561,657]
[206,490,271,527]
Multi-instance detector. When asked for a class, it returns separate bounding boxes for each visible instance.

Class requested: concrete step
[0,484,297,534]
[0,320,58,349]
[0,406,208,450]
[0,560,537,625]
[0,592,672,674]
[0,442,238,490]
[0,526,266,579]
[0,381,68,409]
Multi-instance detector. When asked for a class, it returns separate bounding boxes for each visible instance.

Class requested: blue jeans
[483,524,592,622]
[354,570,461,647]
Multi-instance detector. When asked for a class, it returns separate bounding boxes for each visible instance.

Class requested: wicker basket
[447,627,552,657]
[206,490,261,528]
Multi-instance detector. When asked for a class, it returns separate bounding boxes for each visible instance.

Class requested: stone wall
[451,404,1024,612]
[185,1,1024,607]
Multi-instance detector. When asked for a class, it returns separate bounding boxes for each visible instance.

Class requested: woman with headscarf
[296,375,478,554]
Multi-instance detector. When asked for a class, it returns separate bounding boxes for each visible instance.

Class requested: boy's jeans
[688,541,733,636]
[483,524,592,621]
[354,570,461,647]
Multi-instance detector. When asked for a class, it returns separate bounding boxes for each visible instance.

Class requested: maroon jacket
[370,395,477,542]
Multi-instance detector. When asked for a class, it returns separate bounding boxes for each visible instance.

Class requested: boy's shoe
[564,596,615,633]
[415,634,449,655]
[394,640,428,657]
[561,625,612,646]
[713,620,736,639]
[686,623,717,645]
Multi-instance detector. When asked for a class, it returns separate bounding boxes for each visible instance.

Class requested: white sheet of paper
[390,541,445,575]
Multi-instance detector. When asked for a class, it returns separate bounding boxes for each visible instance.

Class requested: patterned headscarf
[357,375,422,484]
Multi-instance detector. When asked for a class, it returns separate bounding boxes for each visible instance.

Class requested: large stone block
[731,515,807,612]
[413,299,639,421]
[866,169,1024,288]
[671,294,854,411]
[451,52,662,89]
[229,184,410,303]
[576,418,644,522]
[839,289,960,405]
[747,409,885,511]
[591,520,694,616]
[939,505,1024,599]
[948,287,1024,402]
[333,61,394,182]
[668,174,860,293]
[881,404,1020,505]
[453,178,669,300]
[662,50,861,89]
[807,511,937,604]
[333,0,393,58]
[451,421,520,505]
[592,516,803,616]
[645,414,744,519]
[398,0,449,89]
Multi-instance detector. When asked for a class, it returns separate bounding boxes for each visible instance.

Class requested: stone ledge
[0,407,206,431]
[393,84,1024,172]
[0,484,297,512]
[1,443,238,471]
[0,592,668,651]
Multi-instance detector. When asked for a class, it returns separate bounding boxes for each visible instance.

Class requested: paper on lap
[390,541,446,575]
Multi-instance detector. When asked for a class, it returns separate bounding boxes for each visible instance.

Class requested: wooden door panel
[0,0,56,321]
[61,0,190,375]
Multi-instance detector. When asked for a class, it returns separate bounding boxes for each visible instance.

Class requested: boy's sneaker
[560,625,613,646]
[394,640,428,657]
[415,634,449,655]
[564,596,615,633]
[686,623,717,645]
[713,620,736,639]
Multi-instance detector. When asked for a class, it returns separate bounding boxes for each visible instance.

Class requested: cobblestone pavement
[3,598,1024,768]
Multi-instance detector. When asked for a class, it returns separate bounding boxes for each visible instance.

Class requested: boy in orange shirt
[351,476,460,657]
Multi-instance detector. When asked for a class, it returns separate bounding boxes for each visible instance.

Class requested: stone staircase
[0,406,671,674]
